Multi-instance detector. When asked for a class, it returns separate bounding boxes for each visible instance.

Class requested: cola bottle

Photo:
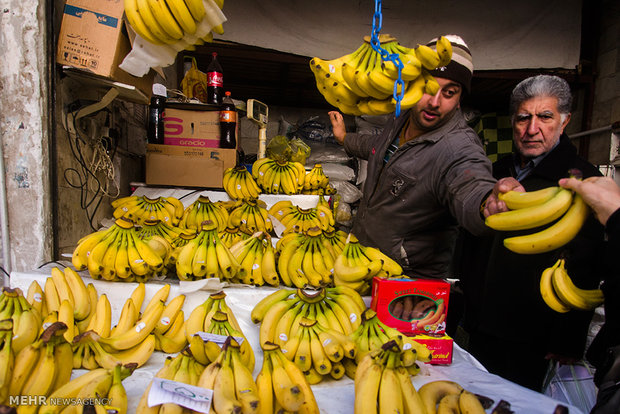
[147,83,167,144]
[206,52,223,105]
[219,91,237,149]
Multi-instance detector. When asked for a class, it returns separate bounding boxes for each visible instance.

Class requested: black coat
[458,134,605,358]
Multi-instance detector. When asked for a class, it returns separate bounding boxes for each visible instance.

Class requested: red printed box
[370,276,450,336]
[412,334,454,365]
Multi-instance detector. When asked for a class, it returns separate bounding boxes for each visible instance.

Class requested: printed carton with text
[370,276,450,336]
[163,108,222,148]
[56,0,154,97]
[411,334,454,365]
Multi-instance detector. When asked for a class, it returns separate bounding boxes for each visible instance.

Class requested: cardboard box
[145,144,237,188]
[56,0,154,97]
[412,334,454,365]
[370,276,450,336]
[163,108,221,148]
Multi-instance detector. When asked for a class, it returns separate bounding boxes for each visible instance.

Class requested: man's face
[409,78,462,134]
[512,96,570,161]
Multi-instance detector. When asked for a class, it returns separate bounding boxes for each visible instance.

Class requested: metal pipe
[0,138,11,286]
[569,124,613,139]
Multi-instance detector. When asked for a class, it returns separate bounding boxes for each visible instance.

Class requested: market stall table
[10,264,586,414]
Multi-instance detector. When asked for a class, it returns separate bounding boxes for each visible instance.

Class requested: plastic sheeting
[10,263,586,414]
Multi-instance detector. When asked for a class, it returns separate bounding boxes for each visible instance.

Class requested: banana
[437,393,461,414]
[0,320,14,405]
[123,0,164,45]
[378,352,405,414]
[486,187,573,231]
[99,299,164,351]
[147,0,184,40]
[107,364,128,414]
[111,298,139,337]
[256,349,274,414]
[459,389,486,414]
[87,293,112,338]
[92,333,156,369]
[63,267,91,320]
[164,0,197,35]
[499,186,562,210]
[155,294,186,335]
[395,365,427,414]
[40,368,110,414]
[20,342,57,410]
[308,324,332,375]
[503,194,590,254]
[269,349,305,412]
[43,277,61,314]
[9,338,42,399]
[157,311,187,354]
[418,380,464,414]
[12,297,41,354]
[230,343,261,413]
[213,351,244,414]
[354,354,383,414]
[552,259,604,310]
[415,44,441,70]
[539,259,571,313]
[57,299,76,343]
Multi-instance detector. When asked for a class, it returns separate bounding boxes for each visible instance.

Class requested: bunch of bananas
[135,219,184,244]
[353,338,431,414]
[136,350,206,414]
[42,364,134,414]
[275,228,337,288]
[486,186,591,254]
[153,294,188,354]
[302,164,335,195]
[72,218,164,282]
[333,233,403,294]
[165,229,199,271]
[0,287,41,354]
[218,225,249,248]
[228,231,279,286]
[310,35,452,116]
[184,291,254,371]
[7,322,74,409]
[175,220,239,281]
[112,195,185,226]
[269,200,335,234]
[228,198,274,235]
[257,342,320,414]
[251,286,366,347]
[540,259,604,313]
[418,380,489,414]
[124,0,225,48]
[222,165,262,200]
[0,319,13,405]
[180,196,229,232]
[252,158,306,195]
[345,309,432,376]
[280,316,355,384]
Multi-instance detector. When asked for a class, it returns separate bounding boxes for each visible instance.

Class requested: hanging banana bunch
[112,195,185,226]
[251,157,306,195]
[180,196,229,231]
[124,0,226,50]
[227,199,274,235]
[310,35,452,116]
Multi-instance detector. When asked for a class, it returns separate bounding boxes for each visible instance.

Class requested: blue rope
[370,0,404,116]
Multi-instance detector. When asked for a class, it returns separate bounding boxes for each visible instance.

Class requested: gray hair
[509,75,573,122]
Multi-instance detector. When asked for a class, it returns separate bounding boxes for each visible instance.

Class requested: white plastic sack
[322,163,355,182]
[542,361,597,413]
[331,180,363,204]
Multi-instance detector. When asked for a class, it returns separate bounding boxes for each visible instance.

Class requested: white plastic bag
[542,361,597,413]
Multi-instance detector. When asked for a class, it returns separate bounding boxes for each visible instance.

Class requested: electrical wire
[63,107,120,231]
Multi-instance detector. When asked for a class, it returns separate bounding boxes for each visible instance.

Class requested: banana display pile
[540,258,604,313]
[310,35,452,116]
[124,0,225,49]
[486,186,591,254]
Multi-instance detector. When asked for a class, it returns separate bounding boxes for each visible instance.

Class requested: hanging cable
[369,0,404,117]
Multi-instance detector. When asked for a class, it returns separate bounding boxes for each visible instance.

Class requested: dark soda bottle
[219,91,237,149]
[147,84,166,144]
[206,52,223,105]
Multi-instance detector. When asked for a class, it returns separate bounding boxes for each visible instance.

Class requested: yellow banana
[552,260,604,310]
[63,267,91,321]
[503,194,590,254]
[485,188,573,231]
[540,259,571,313]
[459,389,487,414]
[418,380,464,414]
[498,186,561,210]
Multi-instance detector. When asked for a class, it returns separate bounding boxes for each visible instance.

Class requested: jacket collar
[401,108,467,145]
[495,133,578,181]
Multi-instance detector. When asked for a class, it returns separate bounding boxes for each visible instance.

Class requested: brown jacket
[343,109,496,278]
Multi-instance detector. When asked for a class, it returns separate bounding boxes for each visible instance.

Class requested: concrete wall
[0,0,53,276]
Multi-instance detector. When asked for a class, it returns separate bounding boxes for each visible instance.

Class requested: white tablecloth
[9,263,586,414]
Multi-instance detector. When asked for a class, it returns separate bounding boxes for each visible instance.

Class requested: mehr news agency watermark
[9,395,112,407]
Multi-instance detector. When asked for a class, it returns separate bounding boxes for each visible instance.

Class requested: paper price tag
[148,378,213,413]
[195,331,244,346]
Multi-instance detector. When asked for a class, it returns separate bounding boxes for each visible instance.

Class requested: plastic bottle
[219,91,237,149]
[147,83,167,145]
[206,52,223,105]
